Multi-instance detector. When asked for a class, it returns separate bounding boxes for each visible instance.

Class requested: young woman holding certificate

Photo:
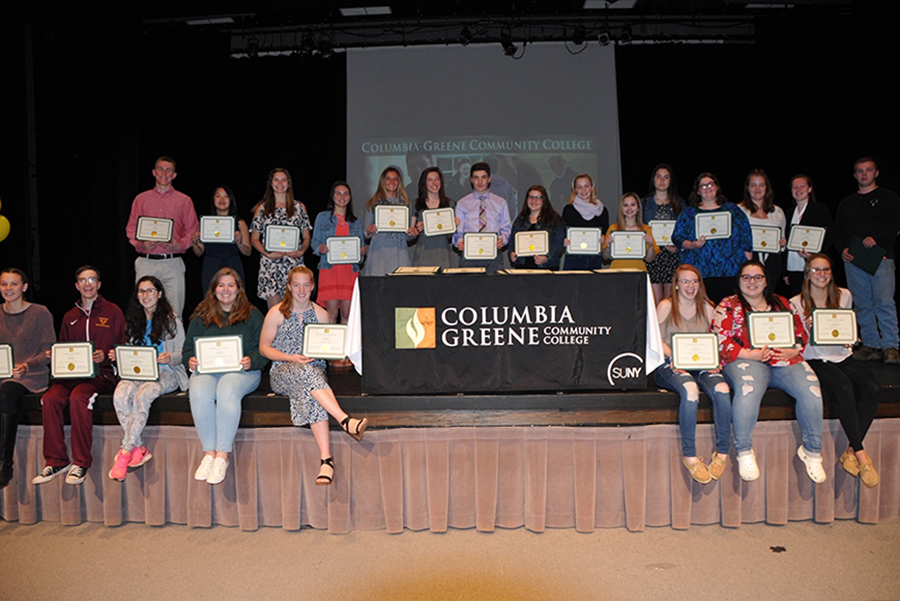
[601,193,657,271]
[0,268,55,488]
[259,266,368,486]
[784,175,833,296]
[191,186,252,294]
[653,265,732,483]
[509,185,565,270]
[739,170,787,293]
[412,167,458,269]
[106,277,188,482]
[562,174,608,271]
[790,254,880,487]
[363,166,418,276]
[643,164,684,303]
[183,268,267,485]
[713,260,825,484]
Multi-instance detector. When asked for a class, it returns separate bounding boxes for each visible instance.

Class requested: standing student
[561,174,608,271]
[602,193,658,271]
[191,186,252,293]
[412,167,458,269]
[643,164,683,303]
[784,174,833,296]
[453,162,512,273]
[509,185,565,270]
[363,167,418,276]
[739,169,786,292]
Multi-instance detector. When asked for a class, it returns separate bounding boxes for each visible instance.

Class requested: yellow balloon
[0,215,9,242]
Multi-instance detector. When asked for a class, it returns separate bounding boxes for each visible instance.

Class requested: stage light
[572,26,586,46]
[500,27,517,56]
[619,25,632,44]
[247,36,259,58]
[457,26,472,46]
[598,30,610,45]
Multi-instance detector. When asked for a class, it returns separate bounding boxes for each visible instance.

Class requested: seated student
[602,192,658,271]
[33,266,125,486]
[509,185,565,270]
[713,260,825,484]
[653,264,732,483]
[790,254,880,487]
[452,161,512,273]
[259,266,368,486]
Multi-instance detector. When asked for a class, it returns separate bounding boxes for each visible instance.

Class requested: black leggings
[807,357,880,451]
[0,380,29,414]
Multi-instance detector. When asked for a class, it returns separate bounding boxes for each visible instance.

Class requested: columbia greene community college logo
[395,307,436,349]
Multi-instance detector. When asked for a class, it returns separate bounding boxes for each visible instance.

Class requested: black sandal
[340,416,368,442]
[316,457,334,486]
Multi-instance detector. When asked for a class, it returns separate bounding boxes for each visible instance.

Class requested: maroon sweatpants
[41,375,116,469]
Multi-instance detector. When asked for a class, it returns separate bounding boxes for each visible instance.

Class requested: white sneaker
[737,450,759,482]
[797,446,826,484]
[206,457,229,485]
[194,455,215,481]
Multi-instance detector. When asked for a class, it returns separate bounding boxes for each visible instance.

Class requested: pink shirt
[126,187,199,254]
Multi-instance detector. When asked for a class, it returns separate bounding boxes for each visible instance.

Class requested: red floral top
[713,294,807,367]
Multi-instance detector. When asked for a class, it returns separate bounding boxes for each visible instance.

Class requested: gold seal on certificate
[115,345,160,381]
[421,208,457,236]
[751,226,781,253]
[610,231,646,259]
[0,344,13,379]
[566,227,602,255]
[302,324,348,360]
[649,220,676,245]
[200,216,236,244]
[264,225,300,252]
[375,205,410,233]
[812,309,857,345]
[194,335,244,374]
[326,236,361,265]
[463,233,498,260]
[515,231,549,257]
[748,312,795,348]
[787,226,825,254]
[694,211,732,240]
[51,342,96,379]
[671,333,720,371]
[135,216,174,243]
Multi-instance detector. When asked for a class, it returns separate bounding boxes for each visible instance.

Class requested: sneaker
[852,345,882,362]
[708,452,728,481]
[194,455,215,481]
[839,450,860,477]
[858,459,880,488]
[883,347,900,364]
[737,450,759,482]
[32,463,72,485]
[108,449,132,482]
[206,457,228,485]
[797,446,826,484]
[127,446,152,471]
[65,465,88,485]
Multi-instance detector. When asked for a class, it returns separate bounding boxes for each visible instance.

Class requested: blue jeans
[189,370,261,453]
[845,259,898,349]
[653,364,732,457]
[723,360,822,454]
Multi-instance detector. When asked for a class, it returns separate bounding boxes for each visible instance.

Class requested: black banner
[360,272,647,394]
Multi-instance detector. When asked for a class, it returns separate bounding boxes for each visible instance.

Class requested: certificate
[787,226,825,253]
[115,345,159,381]
[610,231,646,259]
[463,233,498,260]
[51,342,96,379]
[264,225,300,252]
[566,227,602,255]
[391,266,440,275]
[194,335,244,374]
[442,267,486,274]
[751,226,781,253]
[199,216,235,244]
[0,344,12,379]
[812,309,857,346]
[695,212,731,240]
[302,324,348,360]
[326,236,361,264]
[135,216,174,243]
[375,205,409,233]
[515,231,549,257]
[671,333,720,371]
[649,220,676,245]
[421,208,457,236]
[748,312,795,348]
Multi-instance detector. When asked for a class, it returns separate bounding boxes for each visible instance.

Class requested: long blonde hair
[568,173,599,205]
[615,192,645,230]
[365,166,409,211]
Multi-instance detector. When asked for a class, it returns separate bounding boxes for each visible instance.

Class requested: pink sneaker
[127,446,152,471]
[108,449,132,482]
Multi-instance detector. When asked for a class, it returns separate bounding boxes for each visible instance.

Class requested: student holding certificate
[784,175,833,296]
[673,173,753,303]
[652,265,732,484]
[0,268,55,489]
[106,277,188,482]
[561,174,608,271]
[509,185,565,270]
[713,260,825,484]
[412,167,458,269]
[363,166,417,276]
[182,268,267,485]
[250,168,312,308]
[739,170,787,293]
[790,254,881,488]
[602,193,657,271]
[191,186,252,293]
[259,266,368,486]
[643,164,684,303]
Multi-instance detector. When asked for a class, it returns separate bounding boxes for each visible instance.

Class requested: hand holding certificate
[787,226,825,254]
[649,220,676,246]
[566,227,602,255]
[51,342,97,379]
[609,231,646,259]
[694,212,731,240]
[302,324,348,360]
[812,309,857,345]
[748,312,795,348]
[200,216,236,244]
[751,226,781,253]
[375,205,410,233]
[463,233,498,260]
[115,346,160,381]
[264,225,301,253]
[326,236,361,264]
[136,217,174,243]
[671,333,720,371]
[194,335,244,374]
[421,208,456,236]
[515,231,549,257]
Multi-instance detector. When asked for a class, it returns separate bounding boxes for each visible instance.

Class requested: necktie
[478,196,487,232]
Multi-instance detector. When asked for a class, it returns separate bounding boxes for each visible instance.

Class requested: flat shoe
[708,452,728,481]
[797,445,826,484]
[839,450,859,477]
[858,459,879,488]
[682,457,712,484]
[737,450,759,482]
[194,455,215,481]
[206,457,229,485]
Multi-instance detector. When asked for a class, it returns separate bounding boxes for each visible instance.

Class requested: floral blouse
[713,294,807,367]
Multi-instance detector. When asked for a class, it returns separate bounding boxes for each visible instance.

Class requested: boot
[0,413,19,488]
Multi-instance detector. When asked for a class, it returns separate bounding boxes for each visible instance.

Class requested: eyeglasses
[527,195,543,200]
[809,267,832,274]
[76,277,98,284]
[137,288,159,295]
[699,183,717,190]
[677,279,699,286]
[740,274,765,282]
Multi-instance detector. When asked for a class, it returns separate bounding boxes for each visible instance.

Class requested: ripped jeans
[652,364,732,457]
[723,360,823,454]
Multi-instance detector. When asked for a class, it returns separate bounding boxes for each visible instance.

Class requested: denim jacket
[311,211,366,271]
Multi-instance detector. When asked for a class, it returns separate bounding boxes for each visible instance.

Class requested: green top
[182,307,268,372]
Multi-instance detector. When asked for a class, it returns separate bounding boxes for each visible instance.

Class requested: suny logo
[395,307,436,349]
[606,352,644,386]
